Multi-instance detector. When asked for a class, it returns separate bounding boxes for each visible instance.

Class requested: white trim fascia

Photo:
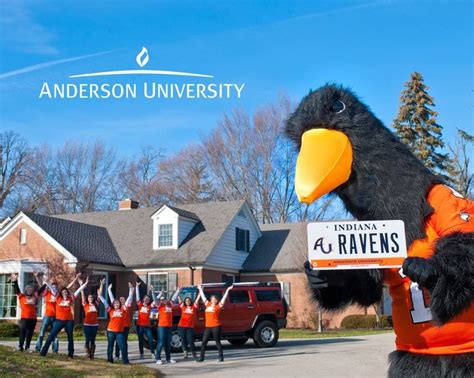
[131,266,203,273]
[202,264,240,274]
[240,271,303,276]
[0,212,77,263]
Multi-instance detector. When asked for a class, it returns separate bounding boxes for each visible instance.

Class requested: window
[229,290,250,304]
[221,274,235,285]
[255,290,281,302]
[0,274,16,318]
[148,273,168,299]
[20,229,27,245]
[281,282,291,306]
[235,228,250,252]
[158,224,173,247]
[23,272,42,317]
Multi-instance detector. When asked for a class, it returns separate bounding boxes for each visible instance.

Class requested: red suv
[147,282,287,352]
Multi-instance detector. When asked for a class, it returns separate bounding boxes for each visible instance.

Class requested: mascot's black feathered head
[285,84,441,246]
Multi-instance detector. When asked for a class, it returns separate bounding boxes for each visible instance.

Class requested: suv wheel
[170,329,182,353]
[228,337,249,346]
[252,320,279,348]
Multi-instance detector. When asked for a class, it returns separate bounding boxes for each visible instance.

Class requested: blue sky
[0,0,472,157]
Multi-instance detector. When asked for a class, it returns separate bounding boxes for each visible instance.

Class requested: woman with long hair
[135,281,156,359]
[152,287,178,365]
[197,284,233,362]
[79,276,100,359]
[177,288,201,360]
[98,280,130,364]
[10,272,41,352]
[107,281,134,360]
[40,274,88,358]
[34,272,80,353]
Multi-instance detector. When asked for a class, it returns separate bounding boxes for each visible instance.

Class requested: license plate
[307,220,407,270]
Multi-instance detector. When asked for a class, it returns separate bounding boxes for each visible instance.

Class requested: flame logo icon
[136,47,149,68]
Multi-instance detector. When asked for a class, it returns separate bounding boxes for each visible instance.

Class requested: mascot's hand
[402,257,438,290]
[304,261,329,289]
[304,261,347,289]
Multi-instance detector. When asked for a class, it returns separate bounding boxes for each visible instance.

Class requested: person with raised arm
[40,274,88,358]
[98,280,130,364]
[153,287,178,365]
[10,272,41,352]
[78,275,100,359]
[35,272,79,353]
[197,284,233,362]
[108,281,134,360]
[177,287,201,360]
[135,281,156,359]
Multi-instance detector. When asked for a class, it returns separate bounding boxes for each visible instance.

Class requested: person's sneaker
[183,351,188,359]
[196,358,204,363]
[25,348,30,353]
[140,354,145,360]
[17,347,23,352]
[156,360,163,365]
[218,357,224,362]
[168,359,176,364]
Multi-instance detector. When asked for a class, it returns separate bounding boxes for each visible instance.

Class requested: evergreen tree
[393,72,451,176]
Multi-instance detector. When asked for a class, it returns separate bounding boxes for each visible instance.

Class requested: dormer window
[158,224,173,248]
[235,227,250,252]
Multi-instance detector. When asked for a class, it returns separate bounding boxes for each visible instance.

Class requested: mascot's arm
[429,232,473,325]
[305,263,384,310]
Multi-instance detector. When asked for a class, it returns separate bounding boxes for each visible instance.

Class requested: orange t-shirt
[385,185,474,355]
[178,303,198,328]
[136,303,153,327]
[107,308,125,332]
[18,294,37,320]
[157,303,174,327]
[121,305,131,328]
[83,302,99,326]
[204,303,222,328]
[44,291,57,317]
[55,295,74,321]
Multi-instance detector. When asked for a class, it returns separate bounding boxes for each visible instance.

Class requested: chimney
[118,199,139,210]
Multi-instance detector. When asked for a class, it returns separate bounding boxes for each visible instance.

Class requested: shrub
[341,314,393,329]
[0,322,20,337]
[73,324,84,336]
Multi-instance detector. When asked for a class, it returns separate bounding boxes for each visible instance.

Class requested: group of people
[11,272,234,365]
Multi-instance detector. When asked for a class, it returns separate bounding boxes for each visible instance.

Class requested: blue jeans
[41,319,74,357]
[156,326,172,361]
[35,316,58,353]
[83,325,98,349]
[107,331,129,364]
[115,326,129,357]
[136,325,155,355]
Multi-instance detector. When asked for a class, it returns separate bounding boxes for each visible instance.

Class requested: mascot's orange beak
[295,129,353,204]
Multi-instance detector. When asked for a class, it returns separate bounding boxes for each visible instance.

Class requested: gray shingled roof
[26,212,123,266]
[51,200,245,268]
[243,222,307,273]
[166,206,200,222]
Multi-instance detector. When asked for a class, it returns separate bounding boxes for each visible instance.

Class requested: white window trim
[147,272,169,295]
[0,260,47,320]
[157,223,174,249]
[91,270,109,320]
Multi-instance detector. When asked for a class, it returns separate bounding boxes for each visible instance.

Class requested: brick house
[0,199,373,328]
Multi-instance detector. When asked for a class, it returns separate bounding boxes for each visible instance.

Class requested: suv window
[255,290,281,302]
[229,290,250,303]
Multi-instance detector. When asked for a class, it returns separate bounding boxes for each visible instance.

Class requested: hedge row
[0,322,20,337]
[341,314,393,329]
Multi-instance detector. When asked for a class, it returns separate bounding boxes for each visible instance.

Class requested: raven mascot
[285,84,473,377]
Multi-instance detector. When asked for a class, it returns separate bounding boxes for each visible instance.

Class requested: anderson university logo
[39,47,245,100]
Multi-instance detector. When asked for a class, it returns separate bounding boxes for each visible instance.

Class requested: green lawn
[279,328,393,339]
[0,345,160,377]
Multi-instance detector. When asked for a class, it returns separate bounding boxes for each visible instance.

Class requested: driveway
[1,333,395,377]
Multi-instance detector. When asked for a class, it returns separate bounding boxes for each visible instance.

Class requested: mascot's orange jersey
[385,184,474,355]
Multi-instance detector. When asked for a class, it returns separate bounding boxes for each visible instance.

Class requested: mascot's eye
[331,100,346,114]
